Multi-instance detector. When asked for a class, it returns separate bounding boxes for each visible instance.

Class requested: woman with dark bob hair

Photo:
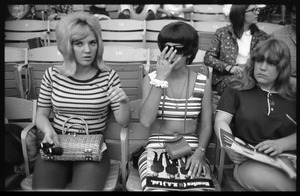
[204,4,270,96]
[32,12,131,190]
[137,21,213,191]
[214,38,296,191]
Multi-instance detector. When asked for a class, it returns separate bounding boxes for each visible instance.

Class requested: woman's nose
[260,61,268,70]
[84,44,91,52]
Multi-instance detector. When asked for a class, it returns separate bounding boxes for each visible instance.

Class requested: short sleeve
[216,86,238,115]
[37,66,54,108]
[108,69,122,111]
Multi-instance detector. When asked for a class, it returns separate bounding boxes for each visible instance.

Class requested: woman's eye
[90,41,97,46]
[74,42,82,47]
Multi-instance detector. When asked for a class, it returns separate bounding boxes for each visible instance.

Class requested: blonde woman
[32,12,131,190]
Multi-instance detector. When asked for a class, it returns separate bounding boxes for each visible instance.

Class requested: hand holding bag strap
[62,116,89,135]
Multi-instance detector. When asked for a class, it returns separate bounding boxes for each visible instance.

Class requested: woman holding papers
[214,38,296,191]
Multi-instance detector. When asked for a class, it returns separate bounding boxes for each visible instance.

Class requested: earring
[186,57,190,64]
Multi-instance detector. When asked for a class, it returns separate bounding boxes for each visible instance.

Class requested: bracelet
[150,78,168,88]
[228,65,234,73]
[197,146,206,153]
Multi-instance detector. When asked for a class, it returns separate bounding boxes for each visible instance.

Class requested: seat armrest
[120,126,129,191]
[20,123,36,177]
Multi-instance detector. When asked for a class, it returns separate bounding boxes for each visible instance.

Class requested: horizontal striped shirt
[149,71,207,121]
[37,66,121,134]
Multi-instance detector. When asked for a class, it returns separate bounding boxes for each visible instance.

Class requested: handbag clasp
[84,149,93,161]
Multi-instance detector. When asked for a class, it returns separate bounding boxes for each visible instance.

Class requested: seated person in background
[6,4,35,20]
[47,4,73,20]
[138,21,213,191]
[204,4,270,96]
[32,12,131,190]
[214,38,296,191]
[89,4,111,20]
[89,4,109,16]
[118,4,158,20]
[156,4,193,20]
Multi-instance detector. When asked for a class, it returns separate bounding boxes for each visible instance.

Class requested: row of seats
[5,67,222,191]
[5,18,284,50]
[4,46,207,101]
[29,4,227,22]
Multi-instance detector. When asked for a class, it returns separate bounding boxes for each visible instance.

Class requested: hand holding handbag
[40,116,104,162]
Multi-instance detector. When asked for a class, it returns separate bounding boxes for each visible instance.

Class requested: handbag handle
[61,116,89,135]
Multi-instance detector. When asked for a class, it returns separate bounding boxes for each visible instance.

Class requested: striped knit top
[148,71,207,121]
[37,66,121,134]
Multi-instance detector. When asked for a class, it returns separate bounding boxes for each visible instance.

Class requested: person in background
[204,4,270,96]
[137,21,213,191]
[156,4,193,20]
[47,4,73,20]
[32,12,131,190]
[214,38,296,191]
[89,4,111,20]
[6,4,35,20]
[118,4,158,20]
[89,4,109,16]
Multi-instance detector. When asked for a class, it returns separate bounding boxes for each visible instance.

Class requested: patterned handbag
[40,116,104,162]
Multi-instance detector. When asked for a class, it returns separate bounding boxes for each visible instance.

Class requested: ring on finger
[165,57,169,61]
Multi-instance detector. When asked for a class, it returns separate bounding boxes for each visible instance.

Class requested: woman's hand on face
[155,46,182,80]
[225,149,248,165]
[255,139,283,156]
[107,86,129,104]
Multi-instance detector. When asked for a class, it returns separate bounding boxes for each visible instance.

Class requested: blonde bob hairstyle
[55,12,109,76]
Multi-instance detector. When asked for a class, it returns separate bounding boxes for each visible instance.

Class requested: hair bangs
[70,22,93,42]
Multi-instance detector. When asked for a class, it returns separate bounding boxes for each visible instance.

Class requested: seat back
[5,97,37,177]
[5,47,28,98]
[193,21,229,51]
[103,46,149,101]
[145,20,190,49]
[120,99,150,190]
[34,4,48,20]
[5,97,37,128]
[105,4,120,19]
[256,22,284,35]
[5,20,48,48]
[47,20,59,46]
[191,4,226,23]
[99,19,146,47]
[27,46,63,99]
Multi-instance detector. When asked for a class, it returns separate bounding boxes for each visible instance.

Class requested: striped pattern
[148,72,207,120]
[138,134,214,191]
[38,66,121,134]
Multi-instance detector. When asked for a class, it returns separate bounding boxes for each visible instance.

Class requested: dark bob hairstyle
[157,21,199,64]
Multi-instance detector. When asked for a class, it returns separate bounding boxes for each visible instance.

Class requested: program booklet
[145,148,215,191]
[219,128,296,180]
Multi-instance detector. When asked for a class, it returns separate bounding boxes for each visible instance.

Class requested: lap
[234,159,296,191]
[33,150,110,190]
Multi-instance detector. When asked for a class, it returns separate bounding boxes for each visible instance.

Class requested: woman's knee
[32,155,70,189]
[234,160,296,191]
[71,151,111,190]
